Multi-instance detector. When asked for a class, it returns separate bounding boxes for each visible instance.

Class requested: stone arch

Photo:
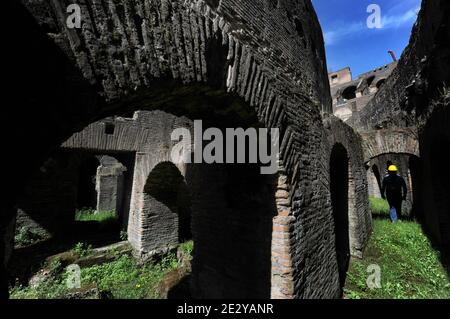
[62,109,279,299]
[7,0,331,188]
[360,129,420,163]
[342,85,357,100]
[324,115,372,259]
[361,128,421,219]
[366,75,376,87]
[139,161,189,253]
[3,0,337,300]
[376,78,386,89]
[367,152,421,218]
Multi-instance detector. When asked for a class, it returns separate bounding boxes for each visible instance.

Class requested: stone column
[96,156,126,214]
[271,174,295,299]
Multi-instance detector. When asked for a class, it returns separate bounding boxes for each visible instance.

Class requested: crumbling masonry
[1,0,448,299]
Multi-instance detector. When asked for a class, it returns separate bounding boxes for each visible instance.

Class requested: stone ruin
[0,0,449,299]
[329,62,397,122]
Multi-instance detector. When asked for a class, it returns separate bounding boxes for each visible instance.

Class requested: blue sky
[311,0,421,77]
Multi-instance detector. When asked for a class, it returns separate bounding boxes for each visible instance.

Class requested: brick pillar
[271,174,295,299]
[271,213,295,299]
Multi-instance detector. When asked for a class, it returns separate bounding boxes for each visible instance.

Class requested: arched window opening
[376,79,386,90]
[366,76,375,87]
[342,86,357,100]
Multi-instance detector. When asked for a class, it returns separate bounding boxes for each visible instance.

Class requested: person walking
[381,165,407,223]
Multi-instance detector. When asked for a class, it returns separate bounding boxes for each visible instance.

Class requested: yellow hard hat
[388,165,398,172]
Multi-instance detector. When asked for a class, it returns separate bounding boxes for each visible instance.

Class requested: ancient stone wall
[323,115,371,259]
[64,109,279,298]
[63,109,373,299]
[1,0,375,299]
[63,111,193,252]
[346,0,449,247]
[349,0,450,130]
[14,150,134,244]
[418,94,450,248]
[330,62,397,122]
[359,129,419,164]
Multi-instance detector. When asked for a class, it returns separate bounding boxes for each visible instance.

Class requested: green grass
[80,253,179,299]
[75,209,118,223]
[73,242,93,258]
[14,226,50,248]
[369,196,390,217]
[344,219,450,299]
[10,241,194,299]
[179,240,194,257]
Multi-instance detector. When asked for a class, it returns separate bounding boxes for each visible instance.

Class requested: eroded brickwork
[323,115,372,259]
[0,0,383,299]
[348,0,449,248]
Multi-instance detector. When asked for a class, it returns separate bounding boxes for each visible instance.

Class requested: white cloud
[324,21,365,45]
[381,7,419,29]
[323,6,420,46]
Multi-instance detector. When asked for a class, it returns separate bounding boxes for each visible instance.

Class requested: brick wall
[1,0,375,299]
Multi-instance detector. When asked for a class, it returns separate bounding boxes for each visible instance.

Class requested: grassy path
[345,209,450,298]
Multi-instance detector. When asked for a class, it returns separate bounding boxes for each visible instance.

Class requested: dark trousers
[387,196,403,218]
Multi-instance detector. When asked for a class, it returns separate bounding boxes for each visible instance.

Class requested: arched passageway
[8,149,136,287]
[342,86,357,100]
[376,79,386,90]
[366,153,421,219]
[14,150,134,239]
[1,0,347,300]
[329,144,350,290]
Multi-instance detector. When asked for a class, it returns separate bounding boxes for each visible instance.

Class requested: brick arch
[375,78,386,89]
[360,128,420,163]
[341,85,357,100]
[14,0,332,186]
[3,0,345,300]
[324,115,372,259]
[140,161,187,253]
